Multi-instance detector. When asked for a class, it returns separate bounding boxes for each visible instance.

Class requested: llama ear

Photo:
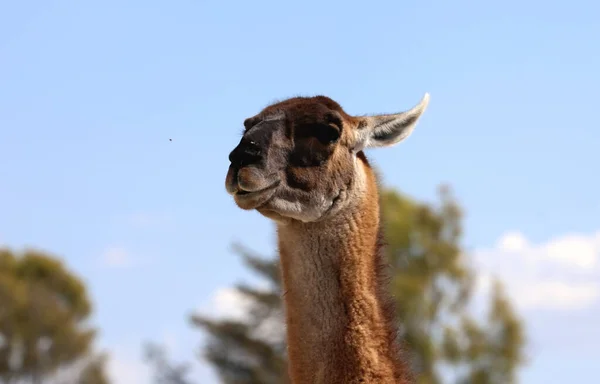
[354,93,430,151]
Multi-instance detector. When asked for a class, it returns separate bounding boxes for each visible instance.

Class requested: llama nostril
[245,140,261,155]
[229,140,264,167]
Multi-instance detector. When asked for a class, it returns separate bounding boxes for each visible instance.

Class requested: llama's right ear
[353,93,430,152]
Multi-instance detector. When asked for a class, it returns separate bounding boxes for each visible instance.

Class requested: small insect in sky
[169,138,172,141]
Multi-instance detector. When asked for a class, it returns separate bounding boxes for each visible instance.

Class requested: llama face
[225,93,429,223]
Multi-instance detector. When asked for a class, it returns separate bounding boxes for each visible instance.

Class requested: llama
[225,93,430,383]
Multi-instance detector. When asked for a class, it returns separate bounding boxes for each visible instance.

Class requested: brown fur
[225,94,429,383]
[277,155,412,383]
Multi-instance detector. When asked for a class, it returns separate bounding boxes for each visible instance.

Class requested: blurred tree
[191,249,288,384]
[75,353,110,384]
[143,341,194,384]
[380,186,525,384]
[0,248,110,384]
[191,186,526,384]
[49,353,110,384]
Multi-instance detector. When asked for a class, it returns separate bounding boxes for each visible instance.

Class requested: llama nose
[228,139,263,167]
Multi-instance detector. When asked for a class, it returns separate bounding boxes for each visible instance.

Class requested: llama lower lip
[233,183,278,209]
[235,184,277,197]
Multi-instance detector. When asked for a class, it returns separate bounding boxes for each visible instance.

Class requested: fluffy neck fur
[276,157,411,384]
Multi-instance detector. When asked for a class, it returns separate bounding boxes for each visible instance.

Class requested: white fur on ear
[354,93,430,152]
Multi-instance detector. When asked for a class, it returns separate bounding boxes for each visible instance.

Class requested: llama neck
[276,191,410,383]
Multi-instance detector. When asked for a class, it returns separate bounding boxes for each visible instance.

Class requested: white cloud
[517,281,599,309]
[497,231,529,252]
[202,279,275,320]
[474,230,600,311]
[205,287,253,322]
[105,345,151,384]
[542,233,599,269]
[100,247,133,268]
[198,283,286,347]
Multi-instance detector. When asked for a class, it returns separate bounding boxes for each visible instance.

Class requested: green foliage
[0,248,110,384]
[381,187,525,383]
[191,186,526,384]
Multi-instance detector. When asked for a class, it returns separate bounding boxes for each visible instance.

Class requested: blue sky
[1,0,599,383]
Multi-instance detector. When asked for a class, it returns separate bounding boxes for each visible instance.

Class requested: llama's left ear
[354,93,430,151]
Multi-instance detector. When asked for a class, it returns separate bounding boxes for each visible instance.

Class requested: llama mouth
[234,182,278,197]
[233,182,279,209]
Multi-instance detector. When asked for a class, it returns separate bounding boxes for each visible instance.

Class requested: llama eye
[314,125,340,144]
